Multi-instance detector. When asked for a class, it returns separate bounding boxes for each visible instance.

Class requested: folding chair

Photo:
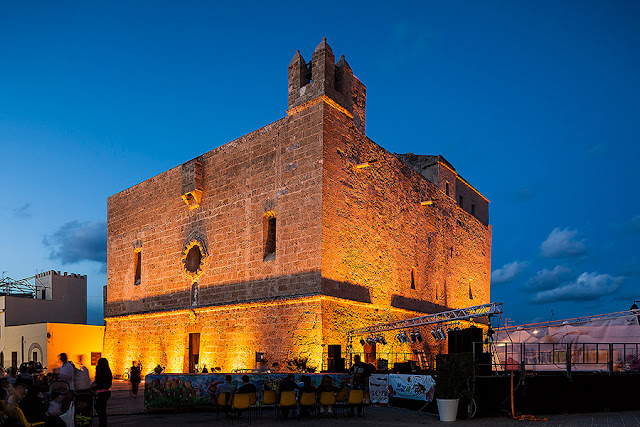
[347,389,365,418]
[335,388,348,416]
[277,390,296,421]
[231,393,252,425]
[262,389,277,418]
[318,391,337,419]
[298,392,317,419]
[216,392,233,420]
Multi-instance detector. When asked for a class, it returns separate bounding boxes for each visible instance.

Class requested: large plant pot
[437,398,459,422]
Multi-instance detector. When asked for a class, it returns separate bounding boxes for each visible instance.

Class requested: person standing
[129,361,141,397]
[58,353,75,390]
[93,358,113,427]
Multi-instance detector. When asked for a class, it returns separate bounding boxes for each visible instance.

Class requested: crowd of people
[0,354,113,427]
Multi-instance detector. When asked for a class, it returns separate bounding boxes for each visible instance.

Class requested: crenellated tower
[287,38,367,132]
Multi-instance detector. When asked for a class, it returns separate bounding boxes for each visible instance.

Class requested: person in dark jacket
[278,373,301,418]
[93,358,113,427]
[129,361,141,397]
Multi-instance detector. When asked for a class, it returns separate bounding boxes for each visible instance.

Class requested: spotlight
[379,336,387,345]
[402,332,409,343]
[430,330,439,340]
[360,339,366,347]
[437,328,447,341]
[396,334,403,343]
[415,332,423,343]
[410,332,417,343]
[366,337,375,346]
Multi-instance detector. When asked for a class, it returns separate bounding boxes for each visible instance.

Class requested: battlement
[35,270,87,279]
[288,38,366,132]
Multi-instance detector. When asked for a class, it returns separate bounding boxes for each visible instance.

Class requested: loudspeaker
[327,357,345,372]
[448,327,482,354]
[327,345,342,359]
[475,352,492,376]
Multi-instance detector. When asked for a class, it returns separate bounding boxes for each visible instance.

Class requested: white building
[0,270,104,375]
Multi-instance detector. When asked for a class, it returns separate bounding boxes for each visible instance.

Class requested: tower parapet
[287,38,366,131]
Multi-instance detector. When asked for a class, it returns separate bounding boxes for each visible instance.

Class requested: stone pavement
[105,380,640,426]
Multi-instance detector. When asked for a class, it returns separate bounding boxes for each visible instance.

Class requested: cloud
[43,220,106,266]
[12,203,31,219]
[532,272,623,304]
[526,265,572,291]
[540,227,586,258]
[491,261,527,285]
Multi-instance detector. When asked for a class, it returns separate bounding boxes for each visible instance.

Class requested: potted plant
[435,353,474,422]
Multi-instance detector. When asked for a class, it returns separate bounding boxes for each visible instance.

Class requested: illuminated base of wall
[103,295,436,377]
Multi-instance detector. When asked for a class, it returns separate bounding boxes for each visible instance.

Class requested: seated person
[298,376,316,416]
[19,384,47,423]
[6,378,28,418]
[0,377,10,400]
[236,375,256,395]
[278,373,301,418]
[316,375,341,415]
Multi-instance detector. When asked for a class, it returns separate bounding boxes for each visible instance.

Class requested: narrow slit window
[263,212,276,261]
[471,203,476,216]
[411,267,417,289]
[469,282,474,300]
[445,182,450,196]
[459,194,464,208]
[134,249,142,286]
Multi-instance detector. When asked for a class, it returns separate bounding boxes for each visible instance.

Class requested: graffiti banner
[144,373,350,410]
[388,374,435,402]
[368,374,389,405]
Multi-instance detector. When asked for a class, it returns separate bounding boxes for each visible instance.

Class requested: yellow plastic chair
[13,405,46,427]
[319,391,337,419]
[298,392,317,418]
[216,392,233,420]
[247,392,260,419]
[231,393,252,425]
[277,390,297,421]
[335,388,348,415]
[261,389,277,419]
[347,389,365,418]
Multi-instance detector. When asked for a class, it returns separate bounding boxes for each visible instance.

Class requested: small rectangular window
[459,195,464,208]
[41,289,46,299]
[263,213,276,261]
[411,267,417,289]
[134,250,142,285]
[471,203,476,216]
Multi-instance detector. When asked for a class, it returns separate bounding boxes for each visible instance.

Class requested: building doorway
[12,351,18,368]
[188,333,200,373]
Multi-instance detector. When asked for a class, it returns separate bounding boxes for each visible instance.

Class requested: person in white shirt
[58,353,75,390]
[74,356,92,390]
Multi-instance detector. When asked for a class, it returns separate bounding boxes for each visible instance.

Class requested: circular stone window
[182,240,207,278]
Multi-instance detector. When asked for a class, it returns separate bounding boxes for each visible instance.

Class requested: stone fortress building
[103,39,491,375]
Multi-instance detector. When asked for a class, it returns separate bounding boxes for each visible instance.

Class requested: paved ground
[105,380,640,426]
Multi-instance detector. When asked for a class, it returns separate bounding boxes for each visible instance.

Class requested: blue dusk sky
[1,1,639,326]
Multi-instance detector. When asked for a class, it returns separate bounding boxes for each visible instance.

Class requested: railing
[488,342,640,375]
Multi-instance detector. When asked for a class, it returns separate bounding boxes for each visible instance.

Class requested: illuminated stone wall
[104,39,491,376]
[104,297,323,374]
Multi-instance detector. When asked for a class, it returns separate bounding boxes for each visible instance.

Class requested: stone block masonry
[104,39,491,376]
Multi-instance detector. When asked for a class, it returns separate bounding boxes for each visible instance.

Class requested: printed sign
[368,374,389,405]
[388,374,435,402]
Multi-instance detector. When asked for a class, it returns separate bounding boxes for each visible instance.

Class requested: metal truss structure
[499,309,640,332]
[347,302,503,337]
[0,275,47,298]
